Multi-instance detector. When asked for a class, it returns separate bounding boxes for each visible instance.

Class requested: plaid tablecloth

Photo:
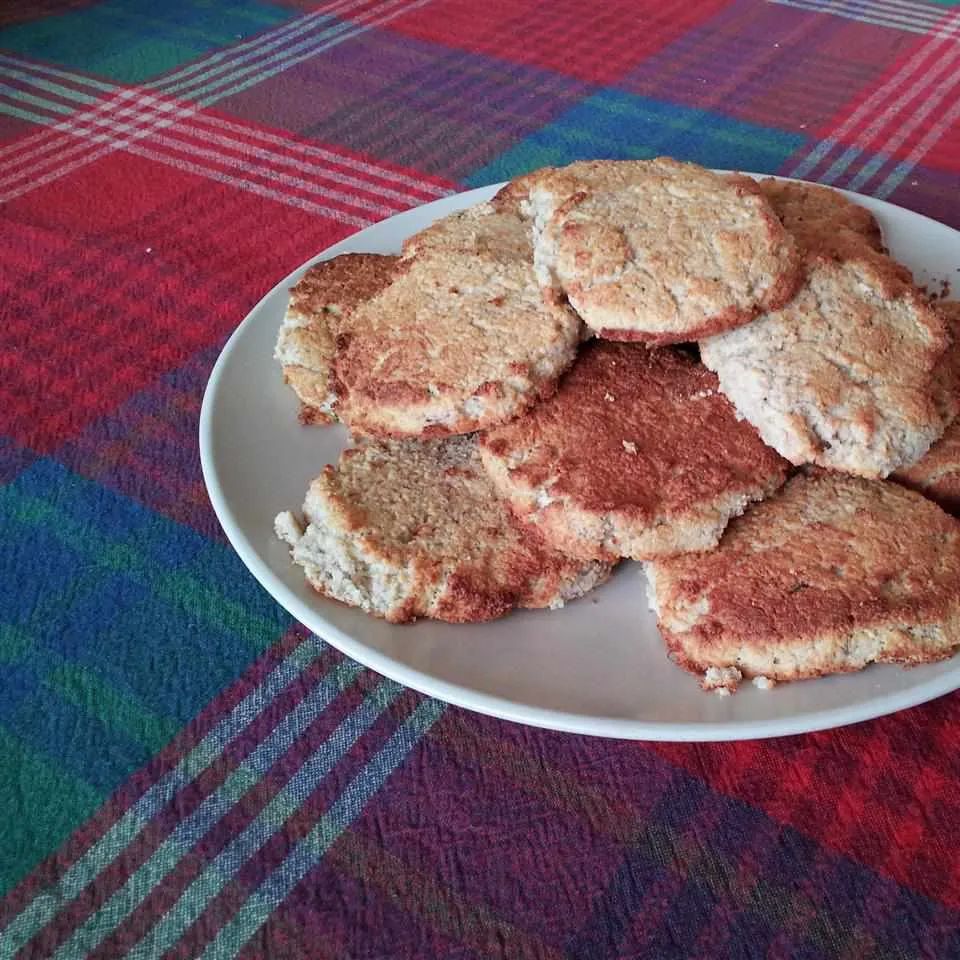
[2,1,960,957]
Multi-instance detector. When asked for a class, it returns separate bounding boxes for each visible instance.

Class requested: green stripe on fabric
[555,95,794,158]
[154,570,275,641]
[0,0,294,84]
[0,485,278,647]
[18,568,111,634]
[46,666,182,754]
[177,19,360,102]
[0,640,325,956]
[0,618,183,755]
[0,726,102,892]
[92,0,289,48]
[0,624,32,661]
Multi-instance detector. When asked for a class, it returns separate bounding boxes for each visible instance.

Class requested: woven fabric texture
[2,1,960,957]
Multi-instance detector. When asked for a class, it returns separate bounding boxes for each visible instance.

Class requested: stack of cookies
[274,157,960,694]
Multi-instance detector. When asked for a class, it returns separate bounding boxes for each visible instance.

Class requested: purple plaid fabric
[2,1,960,957]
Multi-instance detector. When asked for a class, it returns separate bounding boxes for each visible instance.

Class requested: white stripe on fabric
[788,10,960,179]
[0,52,116,92]
[817,41,960,184]
[126,679,405,960]
[141,0,376,92]
[198,698,446,960]
[875,95,960,197]
[0,97,377,223]
[161,7,393,103]
[0,86,199,179]
[0,640,327,956]
[183,0,434,111]
[193,114,449,197]
[48,660,369,960]
[770,0,960,38]
[0,3,371,163]
[0,56,447,200]
[851,0,960,25]
[0,78,439,214]
[0,85,404,216]
[0,0,434,204]
[119,142,374,226]
[0,89,398,222]
[1,2,411,176]
[845,57,960,191]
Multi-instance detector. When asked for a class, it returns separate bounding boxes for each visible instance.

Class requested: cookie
[646,471,960,693]
[275,435,612,623]
[274,254,396,424]
[523,158,801,344]
[334,202,582,437]
[700,253,949,477]
[479,342,790,561]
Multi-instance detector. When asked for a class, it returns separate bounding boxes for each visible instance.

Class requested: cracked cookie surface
[522,158,801,344]
[646,471,960,692]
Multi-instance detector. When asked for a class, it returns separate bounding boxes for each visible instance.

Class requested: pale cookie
[275,435,612,623]
[523,158,801,344]
[700,253,949,477]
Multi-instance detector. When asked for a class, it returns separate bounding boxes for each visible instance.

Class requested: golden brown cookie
[333,202,583,437]
[479,342,790,561]
[730,175,885,256]
[893,302,960,511]
[646,471,960,693]
[274,254,397,424]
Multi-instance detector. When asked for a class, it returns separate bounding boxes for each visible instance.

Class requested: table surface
[2,1,960,958]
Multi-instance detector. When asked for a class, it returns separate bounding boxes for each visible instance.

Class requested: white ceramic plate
[200,175,960,741]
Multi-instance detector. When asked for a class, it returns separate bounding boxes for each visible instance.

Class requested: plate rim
[199,172,960,741]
